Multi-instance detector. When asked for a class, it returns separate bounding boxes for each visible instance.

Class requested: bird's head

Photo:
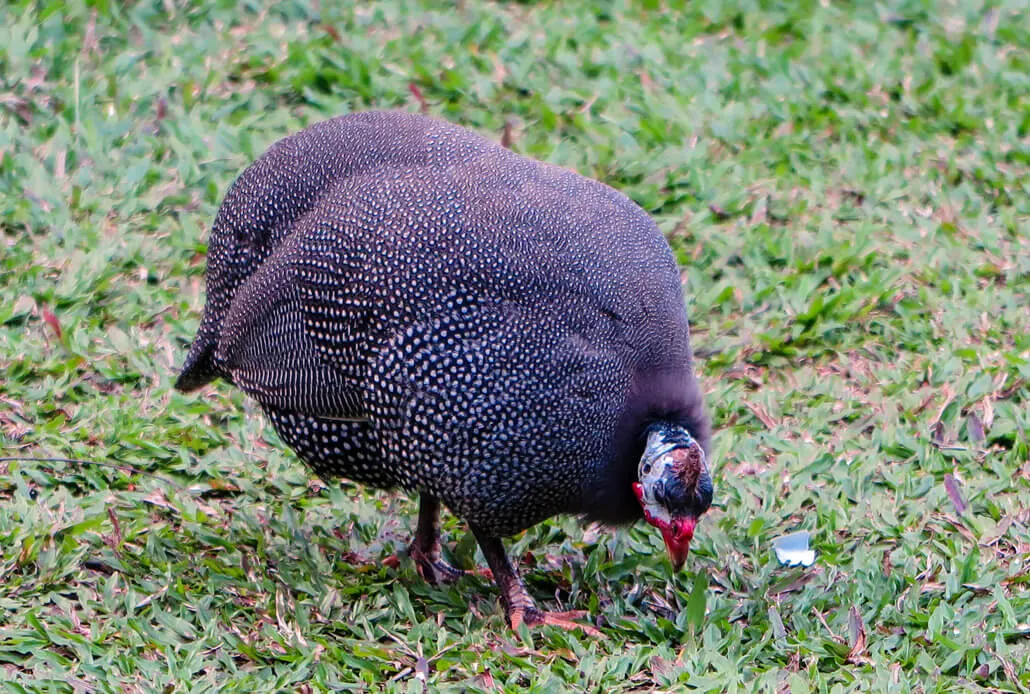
[632,423,713,571]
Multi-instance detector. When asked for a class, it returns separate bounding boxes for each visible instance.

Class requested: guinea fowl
[175,110,713,632]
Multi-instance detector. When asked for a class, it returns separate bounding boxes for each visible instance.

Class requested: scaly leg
[470,525,602,637]
[408,496,486,584]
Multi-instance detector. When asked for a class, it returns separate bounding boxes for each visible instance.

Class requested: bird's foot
[471,527,604,638]
[509,606,604,638]
[408,541,493,585]
[403,495,493,584]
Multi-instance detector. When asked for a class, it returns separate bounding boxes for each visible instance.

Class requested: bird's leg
[408,495,479,584]
[470,526,602,637]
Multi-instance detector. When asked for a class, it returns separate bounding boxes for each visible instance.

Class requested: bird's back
[176,111,496,390]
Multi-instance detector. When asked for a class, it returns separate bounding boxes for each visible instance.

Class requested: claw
[409,543,473,585]
[511,606,604,637]
[402,496,494,585]
[471,527,604,638]
[538,611,604,638]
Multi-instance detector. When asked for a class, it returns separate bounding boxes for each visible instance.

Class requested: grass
[1,0,1028,690]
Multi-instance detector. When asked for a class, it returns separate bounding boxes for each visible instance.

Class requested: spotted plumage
[176,110,713,632]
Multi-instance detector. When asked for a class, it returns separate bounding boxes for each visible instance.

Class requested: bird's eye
[642,463,652,475]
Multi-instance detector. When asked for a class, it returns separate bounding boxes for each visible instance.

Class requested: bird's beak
[660,517,696,571]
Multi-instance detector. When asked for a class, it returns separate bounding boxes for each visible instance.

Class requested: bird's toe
[539,610,604,637]
[409,543,489,585]
[510,607,604,637]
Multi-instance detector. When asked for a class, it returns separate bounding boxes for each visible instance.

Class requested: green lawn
[2,0,1029,691]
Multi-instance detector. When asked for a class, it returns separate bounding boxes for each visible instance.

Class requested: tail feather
[175,333,220,392]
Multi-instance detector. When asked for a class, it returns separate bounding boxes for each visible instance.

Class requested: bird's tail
[175,325,220,392]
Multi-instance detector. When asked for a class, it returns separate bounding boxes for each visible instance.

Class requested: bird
[175,110,713,633]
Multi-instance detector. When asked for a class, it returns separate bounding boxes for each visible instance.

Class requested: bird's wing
[214,233,366,419]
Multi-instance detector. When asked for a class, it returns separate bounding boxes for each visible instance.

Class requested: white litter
[772,531,816,567]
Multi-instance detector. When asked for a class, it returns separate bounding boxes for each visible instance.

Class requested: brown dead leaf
[726,367,763,389]
[746,401,778,429]
[207,478,241,492]
[944,474,967,514]
[749,195,768,226]
[0,94,32,124]
[650,655,673,678]
[490,52,507,84]
[322,24,341,42]
[142,488,176,512]
[772,571,817,596]
[938,513,978,544]
[933,384,956,422]
[966,412,985,443]
[42,307,62,339]
[414,653,429,692]
[577,93,598,114]
[912,390,937,416]
[997,378,1024,400]
[501,119,514,149]
[408,83,428,113]
[708,203,731,220]
[106,507,123,550]
[847,606,869,664]
[81,9,99,56]
[981,396,995,430]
